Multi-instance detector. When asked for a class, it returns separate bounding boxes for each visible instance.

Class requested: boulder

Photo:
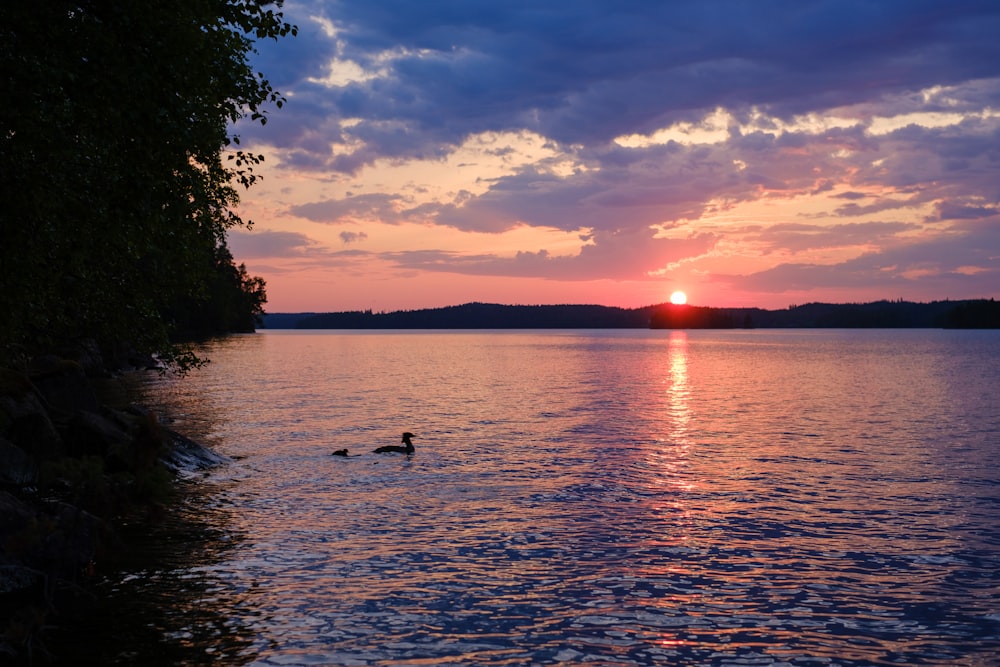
[45,501,105,574]
[124,404,228,476]
[63,338,106,377]
[162,427,229,477]
[0,437,37,486]
[0,492,104,579]
[0,491,35,536]
[28,356,99,418]
[0,491,47,603]
[0,389,64,461]
[61,410,131,461]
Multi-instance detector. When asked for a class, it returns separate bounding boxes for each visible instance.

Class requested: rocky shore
[0,350,225,664]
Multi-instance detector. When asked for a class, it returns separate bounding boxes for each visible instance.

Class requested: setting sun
[670,290,687,305]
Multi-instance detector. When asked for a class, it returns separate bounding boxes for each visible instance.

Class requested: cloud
[226,229,319,258]
[719,219,1000,297]
[340,230,369,244]
[387,227,718,281]
[227,228,374,267]
[251,3,1000,236]
[752,221,917,254]
[290,193,408,223]
[232,1,1000,307]
[935,200,999,221]
[241,1,1000,171]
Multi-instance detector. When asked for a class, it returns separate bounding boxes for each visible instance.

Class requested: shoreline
[266,298,1000,330]
[1,358,225,664]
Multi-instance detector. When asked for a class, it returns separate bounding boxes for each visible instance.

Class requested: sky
[227,0,1000,312]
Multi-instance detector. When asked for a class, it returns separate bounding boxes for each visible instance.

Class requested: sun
[669,290,687,305]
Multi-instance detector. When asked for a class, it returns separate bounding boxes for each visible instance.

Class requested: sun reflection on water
[666,331,691,442]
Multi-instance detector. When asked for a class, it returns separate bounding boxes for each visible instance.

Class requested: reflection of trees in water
[50,366,253,664]
[50,483,256,665]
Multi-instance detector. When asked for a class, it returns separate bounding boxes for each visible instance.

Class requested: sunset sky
[228,0,1000,313]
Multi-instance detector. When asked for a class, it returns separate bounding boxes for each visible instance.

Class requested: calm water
[113,329,998,665]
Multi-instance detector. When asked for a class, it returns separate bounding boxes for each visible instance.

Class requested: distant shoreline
[262,299,1000,330]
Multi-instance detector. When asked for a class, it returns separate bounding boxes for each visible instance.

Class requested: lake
[97,329,1000,665]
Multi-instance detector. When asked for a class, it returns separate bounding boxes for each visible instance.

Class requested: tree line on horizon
[1,2,294,370]
[267,299,1000,330]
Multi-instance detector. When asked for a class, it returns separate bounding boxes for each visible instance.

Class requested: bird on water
[374,432,415,454]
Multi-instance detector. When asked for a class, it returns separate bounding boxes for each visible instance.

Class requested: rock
[0,437,37,486]
[63,338,106,377]
[0,491,35,534]
[162,427,228,478]
[46,501,105,573]
[0,362,231,663]
[0,390,64,461]
[28,357,100,418]
[62,410,131,460]
[0,491,104,580]
[0,491,52,599]
[0,563,44,597]
[115,405,227,476]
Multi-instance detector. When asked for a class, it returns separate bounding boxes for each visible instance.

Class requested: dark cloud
[833,198,922,218]
[241,0,1000,168]
[235,1,1000,301]
[290,193,408,223]
[936,201,999,220]
[340,230,369,244]
[720,220,1000,296]
[228,228,373,267]
[753,221,917,253]
[226,229,319,258]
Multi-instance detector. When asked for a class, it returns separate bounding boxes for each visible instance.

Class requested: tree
[0,1,295,368]
[168,244,269,339]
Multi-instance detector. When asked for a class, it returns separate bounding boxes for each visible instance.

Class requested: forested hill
[265,299,1000,329]
[282,303,656,329]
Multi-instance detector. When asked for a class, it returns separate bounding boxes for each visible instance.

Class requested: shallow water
[119,329,998,665]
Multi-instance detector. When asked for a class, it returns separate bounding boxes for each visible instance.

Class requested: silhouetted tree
[1,1,295,368]
[946,299,1000,328]
[285,300,1000,330]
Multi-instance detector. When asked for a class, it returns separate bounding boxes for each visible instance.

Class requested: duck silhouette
[374,432,415,454]
[331,449,349,457]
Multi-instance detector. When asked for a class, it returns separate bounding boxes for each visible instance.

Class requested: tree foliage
[0,1,295,368]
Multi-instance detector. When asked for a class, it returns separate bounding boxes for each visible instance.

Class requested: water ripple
[118,330,1000,666]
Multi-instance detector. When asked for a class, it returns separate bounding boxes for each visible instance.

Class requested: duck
[331,449,349,457]
[374,432,415,454]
